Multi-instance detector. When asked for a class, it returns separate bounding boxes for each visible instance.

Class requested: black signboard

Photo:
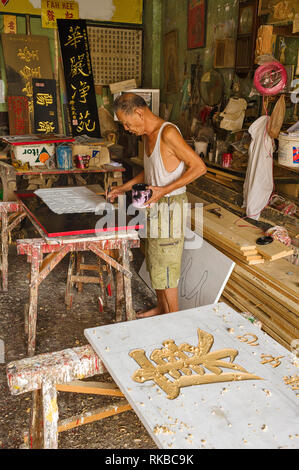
[32,78,59,134]
[57,19,101,138]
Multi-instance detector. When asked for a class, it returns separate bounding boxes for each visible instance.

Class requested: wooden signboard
[32,78,59,134]
[7,96,30,135]
[57,19,101,138]
[85,303,299,449]
[1,34,53,114]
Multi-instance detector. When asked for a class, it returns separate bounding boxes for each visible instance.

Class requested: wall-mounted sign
[0,0,143,24]
[32,78,59,134]
[57,19,101,138]
[41,0,79,29]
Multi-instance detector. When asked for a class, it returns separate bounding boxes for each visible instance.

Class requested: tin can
[221,152,232,168]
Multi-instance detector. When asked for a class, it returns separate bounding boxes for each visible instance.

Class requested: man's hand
[107,186,126,202]
[145,185,167,206]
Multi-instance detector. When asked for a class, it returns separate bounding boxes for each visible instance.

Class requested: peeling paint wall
[143,0,240,126]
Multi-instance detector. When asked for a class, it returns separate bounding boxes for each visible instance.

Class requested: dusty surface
[0,223,158,449]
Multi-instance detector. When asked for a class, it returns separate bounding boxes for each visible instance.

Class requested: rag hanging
[243,115,274,220]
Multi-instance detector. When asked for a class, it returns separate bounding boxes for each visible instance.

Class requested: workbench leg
[27,247,41,356]
[29,390,44,449]
[42,379,59,449]
[121,245,135,321]
[97,256,107,309]
[115,268,124,323]
[76,252,84,293]
[65,253,76,309]
[0,210,8,291]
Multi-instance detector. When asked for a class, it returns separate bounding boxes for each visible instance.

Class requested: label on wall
[57,19,101,138]
[41,0,79,29]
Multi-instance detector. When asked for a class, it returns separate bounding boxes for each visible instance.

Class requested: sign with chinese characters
[85,303,299,449]
[57,19,101,138]
[87,26,142,86]
[1,33,53,115]
[32,78,59,134]
[7,96,30,135]
[3,14,17,34]
[41,0,79,29]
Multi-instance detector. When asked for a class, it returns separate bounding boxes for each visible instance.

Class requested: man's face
[116,109,145,136]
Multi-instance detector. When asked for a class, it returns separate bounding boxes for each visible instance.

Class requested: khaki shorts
[145,192,188,290]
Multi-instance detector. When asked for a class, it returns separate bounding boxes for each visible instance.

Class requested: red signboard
[188,0,206,49]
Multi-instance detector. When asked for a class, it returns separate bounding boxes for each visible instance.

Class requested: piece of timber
[233,264,299,316]
[56,380,125,396]
[223,285,295,349]
[203,229,265,265]
[204,204,294,261]
[227,278,298,338]
[221,290,291,351]
[230,272,298,326]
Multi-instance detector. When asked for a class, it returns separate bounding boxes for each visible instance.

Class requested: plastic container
[56,145,73,170]
[278,133,299,168]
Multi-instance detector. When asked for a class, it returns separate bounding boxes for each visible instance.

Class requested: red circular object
[254,62,287,96]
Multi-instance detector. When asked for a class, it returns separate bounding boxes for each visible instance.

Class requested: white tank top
[143,122,186,197]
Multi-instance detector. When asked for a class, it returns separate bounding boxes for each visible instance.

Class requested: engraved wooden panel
[87,26,142,86]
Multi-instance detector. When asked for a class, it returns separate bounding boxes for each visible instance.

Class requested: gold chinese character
[36,93,53,107]
[283,375,299,394]
[37,121,55,133]
[78,81,90,103]
[237,334,259,346]
[70,54,89,78]
[130,328,262,400]
[260,354,284,368]
[65,26,83,48]
[17,46,39,62]
[77,111,95,133]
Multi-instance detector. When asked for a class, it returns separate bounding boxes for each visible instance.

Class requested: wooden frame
[164,30,179,94]
[187,0,206,49]
[235,0,259,75]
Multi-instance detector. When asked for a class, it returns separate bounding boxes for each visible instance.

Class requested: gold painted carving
[129,329,262,400]
[260,354,284,368]
[237,334,259,346]
[283,375,299,395]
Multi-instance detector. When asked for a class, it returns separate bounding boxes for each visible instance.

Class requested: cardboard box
[11,143,55,167]
[72,141,111,167]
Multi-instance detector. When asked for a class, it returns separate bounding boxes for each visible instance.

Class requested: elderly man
[108,93,207,318]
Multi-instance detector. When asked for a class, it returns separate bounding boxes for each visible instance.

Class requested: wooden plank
[234,264,299,316]
[58,402,131,433]
[56,380,124,397]
[203,229,265,265]
[203,204,294,261]
[227,278,298,338]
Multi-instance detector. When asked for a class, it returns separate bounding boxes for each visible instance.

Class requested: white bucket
[278,133,299,168]
[194,141,208,158]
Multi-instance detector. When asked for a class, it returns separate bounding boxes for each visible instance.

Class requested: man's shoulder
[161,123,182,141]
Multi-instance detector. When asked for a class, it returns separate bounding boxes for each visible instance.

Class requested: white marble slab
[84,303,299,449]
[139,236,235,309]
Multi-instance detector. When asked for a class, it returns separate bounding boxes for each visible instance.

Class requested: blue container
[56,145,73,170]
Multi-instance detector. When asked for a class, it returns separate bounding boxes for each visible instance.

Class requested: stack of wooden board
[190,203,298,350]
[201,203,294,265]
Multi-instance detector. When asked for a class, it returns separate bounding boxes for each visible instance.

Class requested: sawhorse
[17,232,140,356]
[0,202,26,291]
[6,344,132,449]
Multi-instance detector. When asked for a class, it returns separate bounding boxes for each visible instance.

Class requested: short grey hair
[113,92,147,115]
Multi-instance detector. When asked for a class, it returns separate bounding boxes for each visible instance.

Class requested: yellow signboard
[41,0,79,28]
[0,0,143,24]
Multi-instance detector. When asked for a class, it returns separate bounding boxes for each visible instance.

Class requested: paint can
[194,141,208,158]
[56,145,73,170]
[278,132,299,168]
[132,183,152,209]
[221,152,233,168]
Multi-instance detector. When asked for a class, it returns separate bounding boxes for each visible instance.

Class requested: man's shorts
[145,192,188,290]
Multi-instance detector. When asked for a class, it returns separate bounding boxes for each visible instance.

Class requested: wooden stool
[104,170,123,190]
[6,345,131,449]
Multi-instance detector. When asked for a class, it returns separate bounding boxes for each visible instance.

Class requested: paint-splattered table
[17,231,140,356]
[85,302,299,449]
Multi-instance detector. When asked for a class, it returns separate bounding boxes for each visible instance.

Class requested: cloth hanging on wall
[243,115,274,220]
